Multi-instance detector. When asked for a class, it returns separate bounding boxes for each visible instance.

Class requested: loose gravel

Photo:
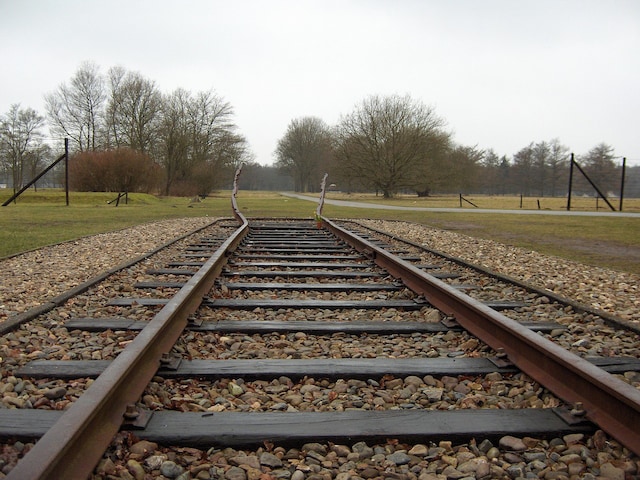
[0,218,214,320]
[1,217,639,478]
[2,217,637,326]
[357,220,640,326]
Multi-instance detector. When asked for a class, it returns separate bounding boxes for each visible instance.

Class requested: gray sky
[2,0,639,165]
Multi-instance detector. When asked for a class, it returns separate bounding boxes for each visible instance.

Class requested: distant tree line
[274,94,638,199]
[1,61,251,196]
[2,66,639,200]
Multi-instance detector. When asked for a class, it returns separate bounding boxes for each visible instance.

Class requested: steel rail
[322,216,640,456]
[346,219,640,336]
[7,218,249,479]
[0,218,224,335]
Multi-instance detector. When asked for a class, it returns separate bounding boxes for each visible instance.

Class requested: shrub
[70,148,162,193]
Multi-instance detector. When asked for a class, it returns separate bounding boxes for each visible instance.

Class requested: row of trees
[1,62,250,196]
[1,68,634,199]
[478,142,626,197]
[275,94,630,198]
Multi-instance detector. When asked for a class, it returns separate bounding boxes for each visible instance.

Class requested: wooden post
[65,138,69,206]
[619,157,626,212]
[567,153,574,211]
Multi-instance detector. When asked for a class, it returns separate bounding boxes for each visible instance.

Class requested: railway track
[0,198,639,478]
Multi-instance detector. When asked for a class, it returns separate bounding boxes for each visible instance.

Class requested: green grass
[0,191,229,257]
[1,189,639,275]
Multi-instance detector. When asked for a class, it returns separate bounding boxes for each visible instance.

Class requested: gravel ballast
[1,217,637,325]
[0,217,638,479]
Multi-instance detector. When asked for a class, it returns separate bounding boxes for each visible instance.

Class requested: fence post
[65,138,69,206]
[567,153,574,211]
[619,157,626,212]
[2,143,68,206]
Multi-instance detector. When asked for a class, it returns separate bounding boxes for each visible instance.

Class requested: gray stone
[225,466,247,480]
[386,452,411,465]
[499,435,527,451]
[440,465,466,479]
[599,463,625,480]
[160,460,184,479]
[260,452,283,468]
[230,455,261,470]
[352,442,374,459]
[43,386,67,400]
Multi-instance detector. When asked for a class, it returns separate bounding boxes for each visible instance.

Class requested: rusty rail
[8,209,640,478]
[6,216,248,479]
[322,217,640,456]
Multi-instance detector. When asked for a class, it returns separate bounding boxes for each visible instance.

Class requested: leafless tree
[512,143,536,196]
[275,117,333,192]
[477,149,503,194]
[532,141,550,195]
[105,67,162,154]
[578,143,619,195]
[45,61,106,151]
[24,143,53,190]
[156,89,243,195]
[191,131,251,196]
[547,139,570,196]
[157,89,192,195]
[188,91,235,165]
[408,132,455,196]
[334,94,447,198]
[0,104,46,190]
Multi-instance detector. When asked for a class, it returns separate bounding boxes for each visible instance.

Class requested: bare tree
[188,93,249,196]
[442,144,483,193]
[532,141,550,196]
[157,89,191,195]
[334,94,447,198]
[512,143,535,196]
[275,117,333,192]
[0,104,46,191]
[477,149,502,194]
[105,67,162,154]
[45,61,106,151]
[578,143,619,195]
[156,89,242,195]
[104,66,126,148]
[408,132,454,196]
[24,143,53,190]
[188,91,234,165]
[547,139,570,196]
[191,131,251,196]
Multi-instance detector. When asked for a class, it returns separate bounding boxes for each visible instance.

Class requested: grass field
[1,189,639,275]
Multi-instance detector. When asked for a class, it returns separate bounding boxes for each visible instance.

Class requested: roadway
[280,193,640,218]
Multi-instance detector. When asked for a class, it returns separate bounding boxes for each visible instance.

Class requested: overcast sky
[2,0,639,165]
